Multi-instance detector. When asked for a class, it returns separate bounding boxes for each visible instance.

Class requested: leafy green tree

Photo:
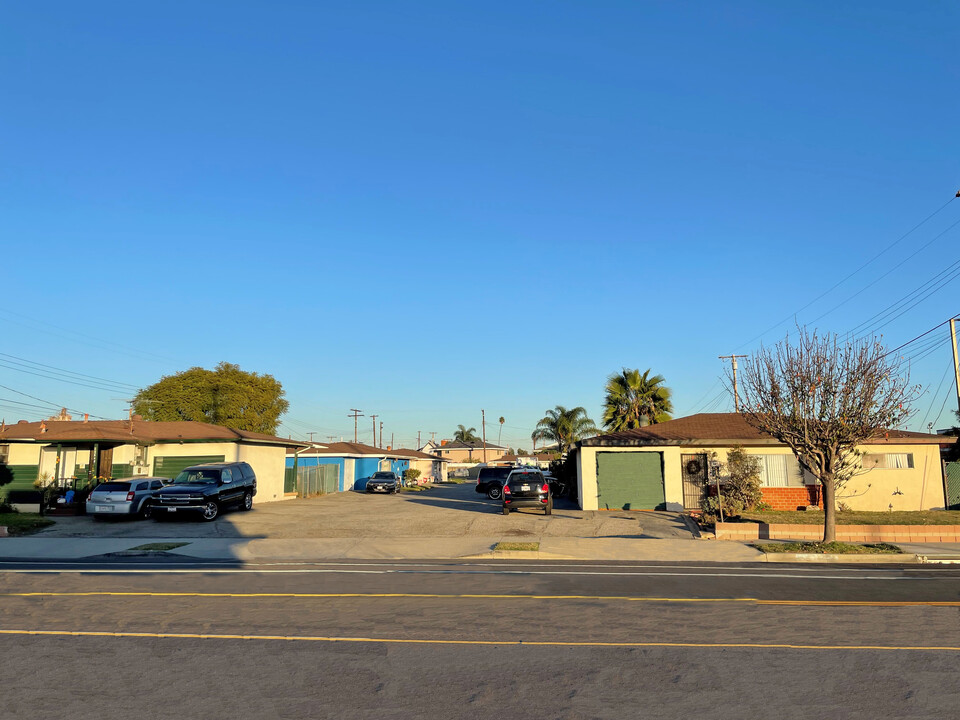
[531,406,597,455]
[453,425,480,442]
[602,368,673,431]
[132,362,289,434]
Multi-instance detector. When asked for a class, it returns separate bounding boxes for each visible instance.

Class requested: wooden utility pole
[370,415,378,447]
[307,432,316,443]
[719,355,749,412]
[348,409,363,443]
[417,431,421,449]
[390,432,393,450]
[951,318,960,417]
[481,409,487,463]
[380,422,384,449]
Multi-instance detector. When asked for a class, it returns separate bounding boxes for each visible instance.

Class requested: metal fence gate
[296,464,340,498]
[946,462,960,510]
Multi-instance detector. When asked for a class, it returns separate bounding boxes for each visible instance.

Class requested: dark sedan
[366,471,399,494]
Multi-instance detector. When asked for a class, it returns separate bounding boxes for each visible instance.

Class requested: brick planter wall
[760,487,822,511]
[716,522,960,543]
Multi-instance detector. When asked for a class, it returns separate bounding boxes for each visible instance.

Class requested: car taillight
[502,484,510,494]
[541,484,549,493]
[126,491,135,502]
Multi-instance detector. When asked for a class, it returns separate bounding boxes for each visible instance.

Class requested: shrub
[404,468,422,486]
[700,445,763,521]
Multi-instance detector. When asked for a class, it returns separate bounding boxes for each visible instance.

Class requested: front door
[681,453,708,510]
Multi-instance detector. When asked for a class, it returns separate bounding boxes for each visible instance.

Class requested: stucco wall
[2,443,41,465]
[236,444,287,503]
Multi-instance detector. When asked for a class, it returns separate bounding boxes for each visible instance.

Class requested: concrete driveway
[33,481,697,541]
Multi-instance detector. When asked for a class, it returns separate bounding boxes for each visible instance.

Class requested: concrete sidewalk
[0,535,763,563]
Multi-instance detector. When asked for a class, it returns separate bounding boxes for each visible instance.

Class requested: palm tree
[453,424,480,443]
[531,406,598,455]
[602,368,673,432]
[498,416,505,446]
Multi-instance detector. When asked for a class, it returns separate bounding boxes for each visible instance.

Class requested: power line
[0,383,112,419]
[738,196,957,348]
[881,316,958,359]
[917,363,952,431]
[814,217,960,331]
[0,353,139,390]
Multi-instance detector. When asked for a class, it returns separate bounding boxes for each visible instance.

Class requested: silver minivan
[86,477,168,519]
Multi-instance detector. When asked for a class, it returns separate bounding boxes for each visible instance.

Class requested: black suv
[502,469,551,515]
[475,466,513,500]
[152,462,257,521]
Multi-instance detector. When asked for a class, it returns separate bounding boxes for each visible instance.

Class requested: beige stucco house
[0,418,306,503]
[573,413,954,513]
[427,439,507,464]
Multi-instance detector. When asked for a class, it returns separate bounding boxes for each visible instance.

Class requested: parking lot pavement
[29,481,699,541]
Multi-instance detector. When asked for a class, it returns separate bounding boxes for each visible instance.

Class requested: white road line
[0,567,952,581]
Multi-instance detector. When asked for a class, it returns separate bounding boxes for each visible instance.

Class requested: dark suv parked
[475,466,513,500]
[152,462,257,521]
[502,469,551,515]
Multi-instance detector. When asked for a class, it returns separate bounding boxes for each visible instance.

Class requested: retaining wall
[716,522,960,543]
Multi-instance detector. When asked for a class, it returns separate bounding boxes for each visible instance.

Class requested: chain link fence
[295,464,340,498]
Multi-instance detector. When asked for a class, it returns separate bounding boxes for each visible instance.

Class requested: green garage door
[153,455,225,480]
[596,452,665,511]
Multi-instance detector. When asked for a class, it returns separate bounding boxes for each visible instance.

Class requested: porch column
[92,443,100,482]
[55,444,62,486]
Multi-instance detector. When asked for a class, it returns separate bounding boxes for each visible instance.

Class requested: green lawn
[739,510,960,526]
[754,541,903,554]
[0,513,55,535]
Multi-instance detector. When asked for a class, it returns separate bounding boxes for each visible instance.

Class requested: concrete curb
[459,550,577,560]
[760,553,920,564]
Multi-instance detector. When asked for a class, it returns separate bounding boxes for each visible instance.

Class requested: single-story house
[0,418,307,503]
[491,452,559,469]
[427,439,506,464]
[573,413,955,512]
[392,448,449,482]
[286,442,415,492]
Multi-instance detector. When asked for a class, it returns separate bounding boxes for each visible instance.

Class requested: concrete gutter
[760,553,920,564]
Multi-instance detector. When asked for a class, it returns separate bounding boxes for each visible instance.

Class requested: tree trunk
[821,477,836,543]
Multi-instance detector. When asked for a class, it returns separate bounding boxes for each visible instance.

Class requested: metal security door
[681,453,708,510]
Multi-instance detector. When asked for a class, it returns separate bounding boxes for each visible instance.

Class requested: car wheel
[544,498,553,516]
[487,486,502,500]
[502,506,510,515]
[240,492,253,511]
[201,500,220,521]
[140,502,153,519]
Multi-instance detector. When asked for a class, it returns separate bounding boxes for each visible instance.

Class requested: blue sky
[1,1,958,448]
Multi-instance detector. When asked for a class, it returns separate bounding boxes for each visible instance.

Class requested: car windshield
[371,472,395,479]
[92,482,132,492]
[172,469,222,484]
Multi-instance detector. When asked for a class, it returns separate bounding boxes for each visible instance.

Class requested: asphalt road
[3,560,960,719]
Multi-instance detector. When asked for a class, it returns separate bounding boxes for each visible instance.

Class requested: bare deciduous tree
[737,328,918,542]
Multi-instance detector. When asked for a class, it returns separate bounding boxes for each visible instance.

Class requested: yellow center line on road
[3,591,960,607]
[0,628,958,652]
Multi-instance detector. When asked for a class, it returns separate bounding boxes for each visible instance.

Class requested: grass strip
[127,542,189,552]
[494,542,540,552]
[739,510,960,526]
[0,513,55,536]
[753,541,902,554]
